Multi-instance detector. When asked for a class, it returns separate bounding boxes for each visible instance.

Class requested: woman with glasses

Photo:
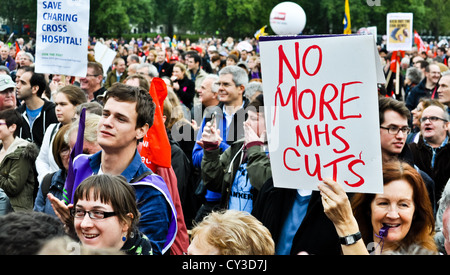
[34,124,71,215]
[70,174,153,255]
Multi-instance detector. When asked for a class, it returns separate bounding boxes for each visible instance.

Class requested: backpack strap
[130,171,154,183]
[41,171,56,198]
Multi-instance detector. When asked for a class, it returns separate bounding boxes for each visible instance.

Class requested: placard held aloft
[35,0,90,77]
[260,35,383,194]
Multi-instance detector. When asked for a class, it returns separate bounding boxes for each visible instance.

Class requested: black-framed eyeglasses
[70,208,117,220]
[420,116,448,123]
[380,125,411,135]
[85,74,99,78]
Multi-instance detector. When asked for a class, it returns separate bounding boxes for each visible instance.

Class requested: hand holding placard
[259,35,383,194]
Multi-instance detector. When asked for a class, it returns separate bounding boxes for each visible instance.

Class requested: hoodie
[0,137,39,211]
[16,99,58,148]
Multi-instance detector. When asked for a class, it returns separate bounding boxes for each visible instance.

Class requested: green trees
[0,0,447,39]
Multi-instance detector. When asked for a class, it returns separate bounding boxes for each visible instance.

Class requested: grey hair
[204,74,219,93]
[24,52,34,63]
[219,65,249,89]
[441,70,450,77]
[245,82,263,100]
[405,67,422,84]
[439,180,450,214]
[137,63,158,78]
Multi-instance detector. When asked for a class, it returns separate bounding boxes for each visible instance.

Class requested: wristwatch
[339,232,362,245]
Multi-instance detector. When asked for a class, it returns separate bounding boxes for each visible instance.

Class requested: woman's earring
[122,234,127,242]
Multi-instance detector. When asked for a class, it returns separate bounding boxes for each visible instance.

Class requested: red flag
[414,30,427,54]
[140,78,172,171]
[390,51,405,73]
[14,41,20,58]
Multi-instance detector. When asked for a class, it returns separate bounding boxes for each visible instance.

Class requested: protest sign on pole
[259,35,383,194]
[386,13,413,52]
[35,0,90,77]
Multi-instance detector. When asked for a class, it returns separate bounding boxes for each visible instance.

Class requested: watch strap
[339,231,362,245]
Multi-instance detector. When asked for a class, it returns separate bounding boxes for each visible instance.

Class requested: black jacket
[401,143,437,215]
[153,61,173,78]
[252,178,341,255]
[16,99,58,148]
[409,137,450,204]
[173,77,196,109]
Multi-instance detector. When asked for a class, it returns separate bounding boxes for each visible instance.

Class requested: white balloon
[270,2,307,35]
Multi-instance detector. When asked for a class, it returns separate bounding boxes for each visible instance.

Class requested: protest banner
[259,35,383,194]
[386,13,413,52]
[35,0,90,77]
[94,42,117,77]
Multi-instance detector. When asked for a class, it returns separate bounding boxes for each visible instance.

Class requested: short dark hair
[0,211,66,255]
[187,53,201,65]
[87,61,104,79]
[27,68,47,98]
[104,82,155,129]
[416,60,429,70]
[378,97,410,125]
[0,109,22,137]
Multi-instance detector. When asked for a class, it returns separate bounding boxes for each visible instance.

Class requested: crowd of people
[0,33,450,256]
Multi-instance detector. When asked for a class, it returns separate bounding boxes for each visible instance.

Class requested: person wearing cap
[207,45,217,59]
[0,74,17,111]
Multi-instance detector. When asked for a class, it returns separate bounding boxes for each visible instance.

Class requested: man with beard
[15,67,57,148]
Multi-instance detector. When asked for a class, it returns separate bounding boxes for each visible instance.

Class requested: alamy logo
[367,0,381,6]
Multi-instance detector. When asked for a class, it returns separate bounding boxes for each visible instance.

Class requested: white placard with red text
[260,35,383,194]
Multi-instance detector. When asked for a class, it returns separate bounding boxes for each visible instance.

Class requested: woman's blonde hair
[64,114,101,144]
[190,210,275,255]
[173,62,188,78]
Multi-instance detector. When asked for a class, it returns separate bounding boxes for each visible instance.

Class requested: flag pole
[395,51,400,96]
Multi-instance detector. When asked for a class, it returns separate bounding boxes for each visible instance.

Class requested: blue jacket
[70,150,177,255]
[192,99,250,168]
[191,100,249,202]
[34,169,65,216]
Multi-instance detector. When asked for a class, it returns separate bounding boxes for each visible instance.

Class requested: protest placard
[94,42,117,77]
[259,35,383,194]
[35,0,90,77]
[386,13,413,52]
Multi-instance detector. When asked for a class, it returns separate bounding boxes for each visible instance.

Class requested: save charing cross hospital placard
[35,0,90,77]
[260,35,383,194]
